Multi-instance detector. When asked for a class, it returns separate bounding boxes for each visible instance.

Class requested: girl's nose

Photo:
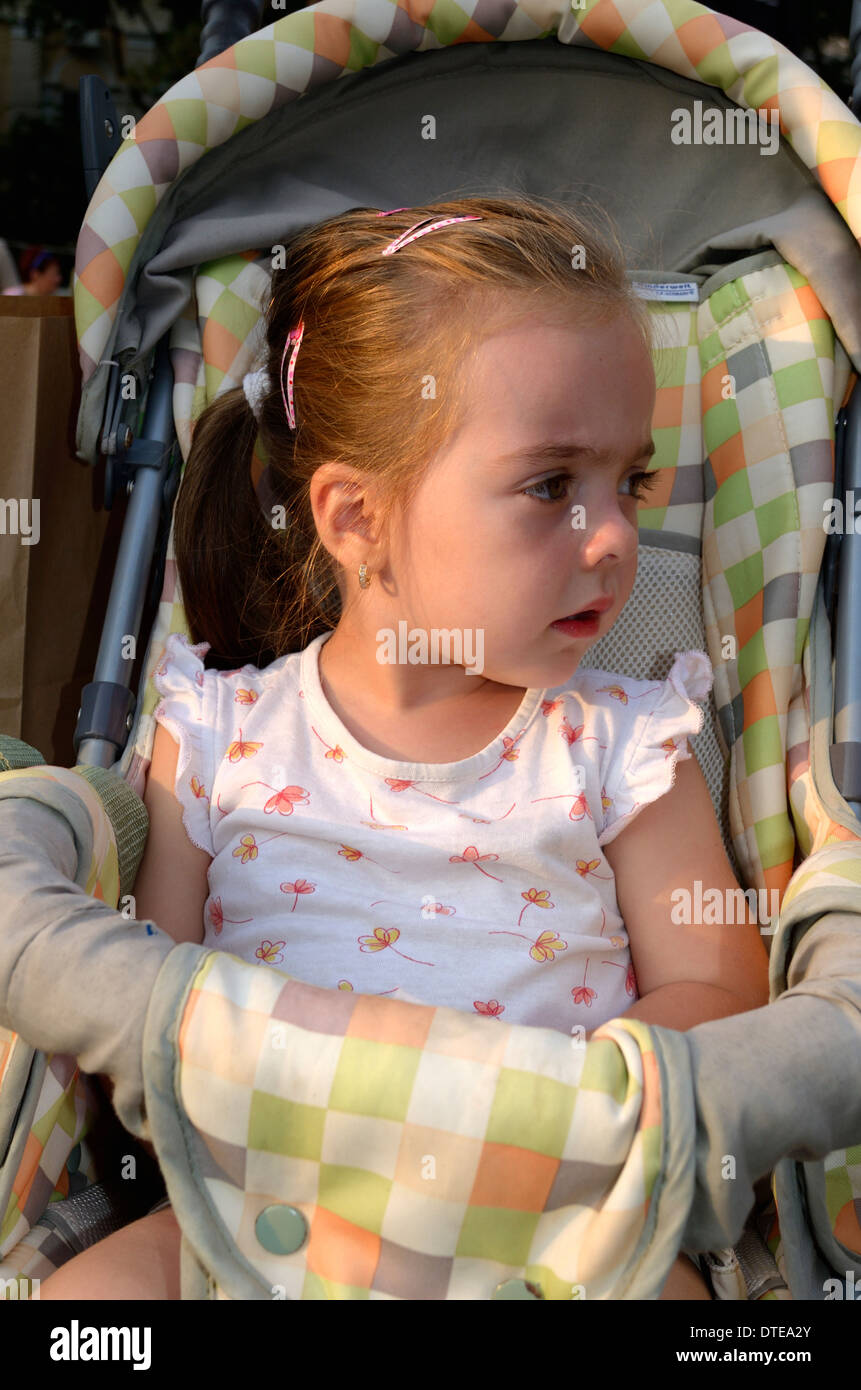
[576,495,639,564]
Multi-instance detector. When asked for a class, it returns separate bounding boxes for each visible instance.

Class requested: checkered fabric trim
[72,0,861,386]
[175,952,664,1299]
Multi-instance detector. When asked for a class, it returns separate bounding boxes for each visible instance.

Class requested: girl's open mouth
[551,611,601,636]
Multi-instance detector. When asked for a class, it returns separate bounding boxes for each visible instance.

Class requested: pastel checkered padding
[178,952,665,1300]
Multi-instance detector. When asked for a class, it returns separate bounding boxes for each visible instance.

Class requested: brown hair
[173,192,654,669]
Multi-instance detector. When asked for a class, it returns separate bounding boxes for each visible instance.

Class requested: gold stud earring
[358,562,371,589]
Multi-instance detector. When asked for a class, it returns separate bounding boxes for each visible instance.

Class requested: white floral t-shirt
[152,631,713,1035]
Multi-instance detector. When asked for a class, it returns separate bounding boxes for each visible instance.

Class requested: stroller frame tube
[74,340,176,768]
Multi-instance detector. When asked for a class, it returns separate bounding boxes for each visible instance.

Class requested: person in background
[1,245,63,295]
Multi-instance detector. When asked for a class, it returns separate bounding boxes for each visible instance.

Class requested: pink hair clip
[280,319,304,430]
[381,214,482,256]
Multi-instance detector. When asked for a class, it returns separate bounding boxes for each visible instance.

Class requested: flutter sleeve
[152,631,218,858]
[597,650,714,849]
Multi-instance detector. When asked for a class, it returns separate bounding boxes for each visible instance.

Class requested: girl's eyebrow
[494,439,657,468]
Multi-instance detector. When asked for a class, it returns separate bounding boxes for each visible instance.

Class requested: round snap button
[66,1143,81,1175]
[491,1278,544,1300]
[255,1204,308,1255]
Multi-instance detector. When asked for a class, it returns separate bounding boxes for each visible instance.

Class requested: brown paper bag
[0,297,121,765]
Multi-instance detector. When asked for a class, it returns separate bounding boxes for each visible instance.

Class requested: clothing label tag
[632,281,699,302]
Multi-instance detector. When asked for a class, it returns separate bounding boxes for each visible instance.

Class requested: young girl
[40,195,769,1302]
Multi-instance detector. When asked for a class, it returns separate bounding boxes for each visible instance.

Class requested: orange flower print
[531,791,592,822]
[575,858,613,881]
[421,901,456,919]
[241,781,310,815]
[595,683,629,705]
[357,928,393,952]
[661,738,677,759]
[449,845,502,882]
[370,897,456,919]
[489,920,568,961]
[595,680,660,706]
[190,775,209,804]
[208,896,253,936]
[311,725,345,762]
[255,939,286,965]
[518,887,554,927]
[529,930,568,963]
[226,727,263,763]
[571,962,597,1008]
[558,717,603,749]
[280,878,316,911]
[234,688,258,706]
[474,999,505,1017]
[357,926,434,966]
[338,844,401,873]
[383,778,460,805]
[233,829,294,860]
[541,698,563,717]
[600,785,612,814]
[478,732,525,780]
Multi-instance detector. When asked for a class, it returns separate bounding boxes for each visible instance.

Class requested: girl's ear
[309,464,385,569]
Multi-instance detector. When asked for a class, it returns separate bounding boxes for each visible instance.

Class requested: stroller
[1,0,860,1300]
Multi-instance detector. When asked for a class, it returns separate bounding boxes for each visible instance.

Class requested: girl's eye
[522,469,660,504]
[623,469,660,501]
[522,474,571,503]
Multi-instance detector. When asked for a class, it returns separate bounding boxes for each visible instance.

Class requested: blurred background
[0,0,855,296]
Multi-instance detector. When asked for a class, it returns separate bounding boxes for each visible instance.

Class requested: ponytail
[173,387,279,668]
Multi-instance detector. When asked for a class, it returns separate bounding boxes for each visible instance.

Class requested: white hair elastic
[242,366,270,421]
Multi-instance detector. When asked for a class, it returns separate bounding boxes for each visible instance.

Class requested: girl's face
[387,308,657,691]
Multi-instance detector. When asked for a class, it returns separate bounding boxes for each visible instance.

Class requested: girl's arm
[97,724,210,1130]
[131,722,211,947]
[596,753,771,1039]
